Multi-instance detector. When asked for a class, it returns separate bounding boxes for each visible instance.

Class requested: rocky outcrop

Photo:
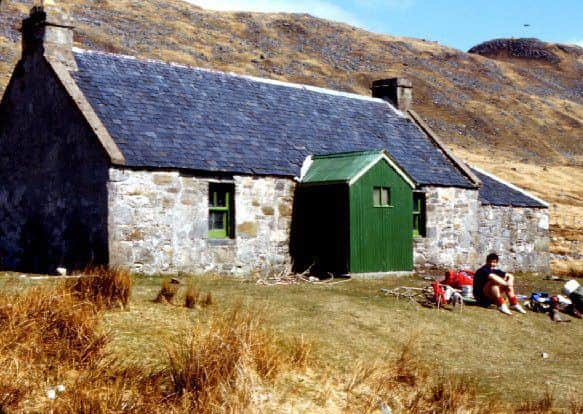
[468,38,562,63]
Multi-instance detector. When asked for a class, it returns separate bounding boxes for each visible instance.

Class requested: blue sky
[186,0,583,51]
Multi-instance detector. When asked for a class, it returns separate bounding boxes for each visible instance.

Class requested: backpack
[529,292,550,313]
[441,269,474,289]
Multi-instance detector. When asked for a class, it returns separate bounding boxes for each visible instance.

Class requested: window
[208,183,235,239]
[413,192,426,237]
[373,186,391,207]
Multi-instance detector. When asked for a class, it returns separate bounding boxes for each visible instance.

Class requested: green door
[348,159,413,272]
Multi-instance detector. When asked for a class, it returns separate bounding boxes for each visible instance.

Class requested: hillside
[0,0,582,264]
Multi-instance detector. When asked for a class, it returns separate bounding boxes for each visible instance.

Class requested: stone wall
[478,206,550,272]
[0,55,110,273]
[412,184,550,272]
[108,168,295,275]
[413,186,480,269]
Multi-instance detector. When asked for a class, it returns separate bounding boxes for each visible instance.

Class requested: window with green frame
[413,191,426,237]
[208,183,235,239]
[373,186,391,207]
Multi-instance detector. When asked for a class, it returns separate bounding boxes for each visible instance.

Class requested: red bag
[431,282,447,305]
[441,269,474,289]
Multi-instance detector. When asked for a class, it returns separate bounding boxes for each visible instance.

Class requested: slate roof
[71,49,474,188]
[472,168,547,208]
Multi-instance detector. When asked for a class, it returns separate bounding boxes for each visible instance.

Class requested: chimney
[21,5,77,70]
[371,78,412,112]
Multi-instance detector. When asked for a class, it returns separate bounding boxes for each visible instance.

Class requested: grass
[154,278,179,303]
[1,271,582,412]
[0,281,109,412]
[184,283,214,309]
[166,304,284,411]
[106,273,583,411]
[70,266,132,310]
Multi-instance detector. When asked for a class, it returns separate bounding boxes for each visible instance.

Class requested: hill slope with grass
[0,0,582,266]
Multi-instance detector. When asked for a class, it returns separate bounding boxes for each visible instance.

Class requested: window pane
[209,183,235,239]
[209,211,225,230]
[381,187,390,206]
[373,187,381,206]
[412,192,426,237]
[210,189,228,207]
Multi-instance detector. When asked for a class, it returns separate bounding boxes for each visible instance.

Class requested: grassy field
[2,271,582,412]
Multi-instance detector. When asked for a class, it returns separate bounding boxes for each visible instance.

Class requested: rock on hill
[0,0,582,166]
[469,38,583,64]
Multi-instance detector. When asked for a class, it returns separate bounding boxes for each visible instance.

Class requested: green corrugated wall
[348,160,413,272]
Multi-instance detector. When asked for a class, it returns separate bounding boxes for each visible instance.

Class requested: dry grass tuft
[155,278,179,304]
[427,374,479,413]
[184,284,200,308]
[568,391,583,414]
[392,334,430,387]
[345,361,378,394]
[565,262,583,278]
[285,335,314,370]
[0,284,108,412]
[515,387,556,413]
[0,285,108,365]
[50,363,168,413]
[70,266,132,310]
[166,304,283,411]
[344,336,490,413]
[184,284,214,309]
[202,292,213,307]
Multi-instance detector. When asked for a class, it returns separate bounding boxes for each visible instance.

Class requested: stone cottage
[0,7,549,275]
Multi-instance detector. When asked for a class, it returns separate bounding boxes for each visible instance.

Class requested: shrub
[70,266,132,310]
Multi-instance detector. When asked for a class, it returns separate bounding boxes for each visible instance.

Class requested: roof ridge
[312,149,384,159]
[71,47,404,115]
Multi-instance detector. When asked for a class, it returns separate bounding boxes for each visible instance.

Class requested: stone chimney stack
[21,5,77,70]
[371,78,412,112]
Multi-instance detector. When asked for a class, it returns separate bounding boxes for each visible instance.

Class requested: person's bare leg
[483,282,502,303]
[483,281,512,315]
[504,274,526,313]
[503,274,515,299]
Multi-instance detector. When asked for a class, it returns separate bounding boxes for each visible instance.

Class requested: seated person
[473,253,526,315]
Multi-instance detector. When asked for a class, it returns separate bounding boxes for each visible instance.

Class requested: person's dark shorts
[474,289,493,307]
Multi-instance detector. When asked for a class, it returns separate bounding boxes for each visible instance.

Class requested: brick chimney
[21,5,77,70]
[371,78,412,112]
